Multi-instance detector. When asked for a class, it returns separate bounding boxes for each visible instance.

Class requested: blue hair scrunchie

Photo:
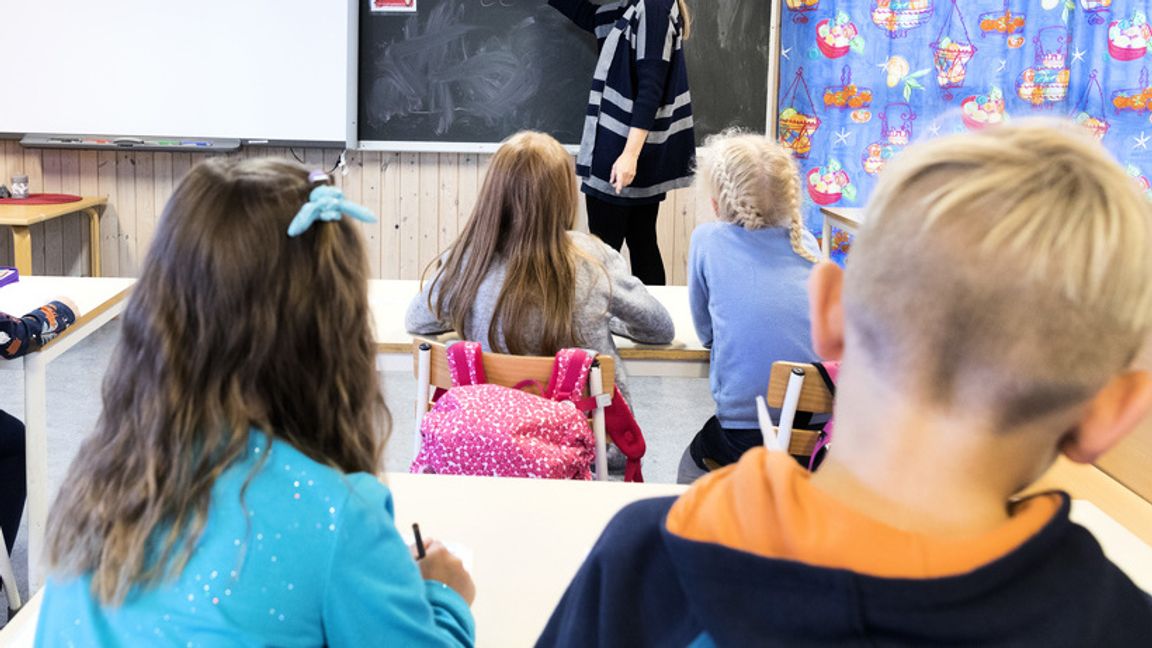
[287,185,377,237]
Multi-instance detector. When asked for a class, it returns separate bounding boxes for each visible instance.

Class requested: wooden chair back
[410,339,615,480]
[765,361,835,458]
[411,340,615,408]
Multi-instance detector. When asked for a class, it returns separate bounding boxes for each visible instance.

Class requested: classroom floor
[0,319,713,615]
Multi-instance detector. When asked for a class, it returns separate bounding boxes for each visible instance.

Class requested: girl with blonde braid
[678,131,821,484]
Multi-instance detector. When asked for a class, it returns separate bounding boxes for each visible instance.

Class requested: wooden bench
[0,196,107,276]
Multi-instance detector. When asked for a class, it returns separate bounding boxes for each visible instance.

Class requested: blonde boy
[538,121,1152,646]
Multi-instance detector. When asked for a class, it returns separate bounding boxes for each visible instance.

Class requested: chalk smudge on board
[367,2,541,134]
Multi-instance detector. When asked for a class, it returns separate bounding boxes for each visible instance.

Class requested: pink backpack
[410,342,602,480]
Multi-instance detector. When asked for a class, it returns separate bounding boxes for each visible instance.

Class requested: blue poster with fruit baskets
[779,0,1152,262]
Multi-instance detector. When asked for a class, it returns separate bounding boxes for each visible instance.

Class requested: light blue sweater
[689,222,817,429]
[36,433,474,648]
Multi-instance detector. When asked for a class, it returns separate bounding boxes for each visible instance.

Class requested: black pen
[412,523,426,560]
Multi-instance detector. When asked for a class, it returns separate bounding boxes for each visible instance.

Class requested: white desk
[0,277,700,598]
[3,464,1151,647]
[369,280,709,377]
[819,206,864,258]
[0,276,135,594]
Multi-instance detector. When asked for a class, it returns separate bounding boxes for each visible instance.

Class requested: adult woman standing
[550,0,695,285]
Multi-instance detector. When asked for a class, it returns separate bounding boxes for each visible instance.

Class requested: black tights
[0,410,25,555]
[585,195,666,286]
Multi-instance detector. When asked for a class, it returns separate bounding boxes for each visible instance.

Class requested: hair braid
[789,215,821,263]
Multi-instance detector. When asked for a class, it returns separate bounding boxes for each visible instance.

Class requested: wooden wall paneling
[380,153,402,279]
[685,182,711,282]
[357,151,383,278]
[58,149,83,275]
[22,146,45,274]
[457,153,480,244]
[418,153,440,275]
[0,144,702,283]
[134,153,156,270]
[398,153,420,279]
[41,149,64,274]
[323,148,342,181]
[114,151,138,276]
[0,144,11,265]
[657,189,679,283]
[171,152,192,189]
[78,150,99,275]
[96,151,120,277]
[437,153,458,255]
[148,151,173,267]
[303,147,325,171]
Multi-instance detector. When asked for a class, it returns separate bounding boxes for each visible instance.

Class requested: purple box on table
[0,266,18,288]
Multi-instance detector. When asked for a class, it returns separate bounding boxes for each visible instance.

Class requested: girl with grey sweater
[405,131,674,400]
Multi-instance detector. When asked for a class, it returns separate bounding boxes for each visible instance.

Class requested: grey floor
[0,319,713,620]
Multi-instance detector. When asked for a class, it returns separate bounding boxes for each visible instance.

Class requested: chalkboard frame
[355,0,781,153]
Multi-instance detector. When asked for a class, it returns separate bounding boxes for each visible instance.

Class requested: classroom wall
[0,142,713,285]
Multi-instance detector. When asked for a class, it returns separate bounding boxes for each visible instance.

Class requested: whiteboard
[0,0,355,145]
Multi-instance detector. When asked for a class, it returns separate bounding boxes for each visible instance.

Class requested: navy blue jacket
[550,0,695,205]
[538,495,1152,647]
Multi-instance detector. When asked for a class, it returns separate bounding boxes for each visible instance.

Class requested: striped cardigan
[550,0,696,205]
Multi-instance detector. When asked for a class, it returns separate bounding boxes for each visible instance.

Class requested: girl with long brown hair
[38,158,475,646]
[406,130,673,402]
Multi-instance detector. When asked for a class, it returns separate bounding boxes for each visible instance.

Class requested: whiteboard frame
[346,0,360,150]
[1,1,359,147]
[358,141,580,154]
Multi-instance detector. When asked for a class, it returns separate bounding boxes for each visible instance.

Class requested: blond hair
[676,0,691,40]
[425,131,585,355]
[47,158,388,604]
[697,130,819,263]
[846,119,1152,425]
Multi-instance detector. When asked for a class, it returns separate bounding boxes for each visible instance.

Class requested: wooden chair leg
[0,528,23,614]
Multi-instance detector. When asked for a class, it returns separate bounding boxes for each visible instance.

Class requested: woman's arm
[0,300,77,359]
[548,0,600,33]
[610,128,649,194]
[612,0,680,192]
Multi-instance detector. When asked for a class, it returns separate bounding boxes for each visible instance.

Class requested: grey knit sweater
[405,231,674,397]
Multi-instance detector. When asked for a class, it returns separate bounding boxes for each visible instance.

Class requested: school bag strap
[812,361,837,397]
[604,390,646,482]
[544,348,646,482]
[446,341,487,387]
[543,348,598,411]
[807,360,840,471]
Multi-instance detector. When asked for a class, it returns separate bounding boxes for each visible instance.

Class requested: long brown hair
[46,157,387,604]
[677,0,691,40]
[425,131,582,355]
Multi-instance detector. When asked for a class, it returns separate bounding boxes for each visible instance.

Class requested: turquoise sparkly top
[35,432,474,647]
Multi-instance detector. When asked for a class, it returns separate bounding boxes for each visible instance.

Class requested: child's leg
[585,195,628,251]
[623,203,665,286]
[0,410,26,554]
[676,446,708,484]
[679,416,763,484]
